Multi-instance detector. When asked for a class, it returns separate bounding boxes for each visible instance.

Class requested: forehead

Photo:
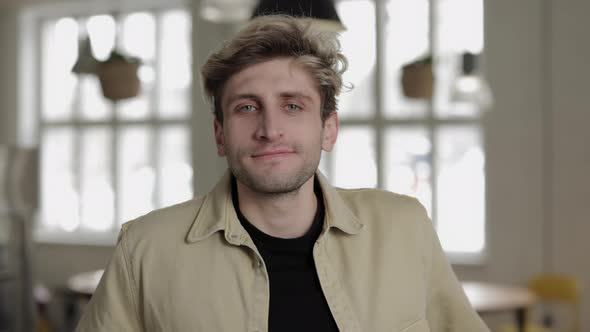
[221,57,321,104]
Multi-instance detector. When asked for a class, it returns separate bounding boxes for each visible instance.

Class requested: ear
[321,111,339,152]
[214,119,226,157]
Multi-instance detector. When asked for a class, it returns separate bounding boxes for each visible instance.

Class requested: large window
[319,0,486,257]
[37,8,193,240]
[33,1,485,255]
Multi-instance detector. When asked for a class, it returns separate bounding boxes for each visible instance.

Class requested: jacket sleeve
[421,208,490,332]
[75,227,142,332]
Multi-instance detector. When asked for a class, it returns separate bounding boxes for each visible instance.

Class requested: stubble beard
[228,148,320,196]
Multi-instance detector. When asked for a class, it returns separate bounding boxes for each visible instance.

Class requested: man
[76,15,489,332]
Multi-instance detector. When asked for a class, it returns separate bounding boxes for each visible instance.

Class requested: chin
[235,169,314,195]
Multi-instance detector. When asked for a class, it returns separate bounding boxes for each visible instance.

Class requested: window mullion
[428,0,439,228]
[111,14,124,231]
[152,10,164,209]
[374,0,386,189]
[74,96,83,232]
[111,101,120,231]
[74,16,85,232]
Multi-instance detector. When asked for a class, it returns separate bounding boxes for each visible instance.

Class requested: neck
[236,176,318,239]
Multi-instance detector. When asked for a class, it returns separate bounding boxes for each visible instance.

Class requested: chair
[499,274,581,332]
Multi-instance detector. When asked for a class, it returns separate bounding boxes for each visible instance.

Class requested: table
[64,269,104,330]
[67,269,103,299]
[462,281,537,332]
[67,271,536,332]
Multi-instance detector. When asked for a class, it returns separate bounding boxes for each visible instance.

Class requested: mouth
[251,149,295,159]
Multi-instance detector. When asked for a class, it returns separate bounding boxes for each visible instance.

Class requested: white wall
[0,7,19,145]
[191,10,233,195]
[549,0,590,328]
[463,1,590,329]
[472,0,546,282]
[452,1,546,327]
[459,2,590,329]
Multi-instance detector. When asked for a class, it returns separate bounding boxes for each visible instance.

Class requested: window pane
[433,55,482,118]
[80,76,112,120]
[434,0,484,117]
[336,0,376,119]
[37,8,195,239]
[41,128,80,231]
[42,18,78,122]
[383,0,429,118]
[117,93,150,120]
[436,126,485,253]
[118,127,155,222]
[117,12,156,120]
[86,14,116,61]
[121,12,156,61]
[159,10,192,119]
[384,127,432,216]
[158,126,193,207]
[80,127,114,231]
[332,127,377,188]
[436,0,483,55]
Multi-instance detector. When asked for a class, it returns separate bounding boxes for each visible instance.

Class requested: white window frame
[24,0,488,262]
[319,0,488,264]
[25,1,192,246]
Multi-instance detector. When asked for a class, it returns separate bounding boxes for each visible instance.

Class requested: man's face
[214,57,338,194]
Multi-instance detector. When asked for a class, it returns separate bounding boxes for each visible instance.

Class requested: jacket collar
[186,170,364,244]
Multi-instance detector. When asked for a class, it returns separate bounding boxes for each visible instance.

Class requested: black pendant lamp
[252,0,345,32]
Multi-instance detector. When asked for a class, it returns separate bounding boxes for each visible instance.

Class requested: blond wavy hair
[201,15,348,124]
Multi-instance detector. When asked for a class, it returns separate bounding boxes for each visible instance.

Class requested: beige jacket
[76,171,489,332]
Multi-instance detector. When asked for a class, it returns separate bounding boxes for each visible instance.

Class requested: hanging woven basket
[401,59,434,99]
[97,51,141,101]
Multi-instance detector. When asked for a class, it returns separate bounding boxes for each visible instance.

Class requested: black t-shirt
[232,177,339,332]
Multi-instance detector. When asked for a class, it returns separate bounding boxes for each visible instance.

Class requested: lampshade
[201,0,257,23]
[252,0,345,32]
[451,52,493,109]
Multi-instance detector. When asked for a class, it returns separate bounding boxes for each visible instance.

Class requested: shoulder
[336,187,426,217]
[118,196,206,248]
[333,187,431,239]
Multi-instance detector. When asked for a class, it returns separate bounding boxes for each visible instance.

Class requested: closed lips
[252,150,294,157]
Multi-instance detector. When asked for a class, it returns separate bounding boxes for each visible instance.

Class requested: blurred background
[0,0,588,331]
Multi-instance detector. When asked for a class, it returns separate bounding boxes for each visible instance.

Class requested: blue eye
[238,105,257,112]
[286,104,301,112]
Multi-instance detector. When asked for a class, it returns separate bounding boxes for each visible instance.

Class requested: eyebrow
[278,91,314,101]
[224,94,259,108]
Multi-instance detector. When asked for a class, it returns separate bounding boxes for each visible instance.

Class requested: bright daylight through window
[38,9,193,237]
[319,0,486,256]
[36,0,485,257]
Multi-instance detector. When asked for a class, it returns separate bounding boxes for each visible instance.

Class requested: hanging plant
[96,50,142,101]
[401,55,434,99]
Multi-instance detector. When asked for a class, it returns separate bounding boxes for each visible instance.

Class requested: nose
[254,109,283,141]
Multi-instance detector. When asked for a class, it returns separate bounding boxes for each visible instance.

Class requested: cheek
[227,118,256,136]
[297,129,324,153]
[222,127,249,157]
